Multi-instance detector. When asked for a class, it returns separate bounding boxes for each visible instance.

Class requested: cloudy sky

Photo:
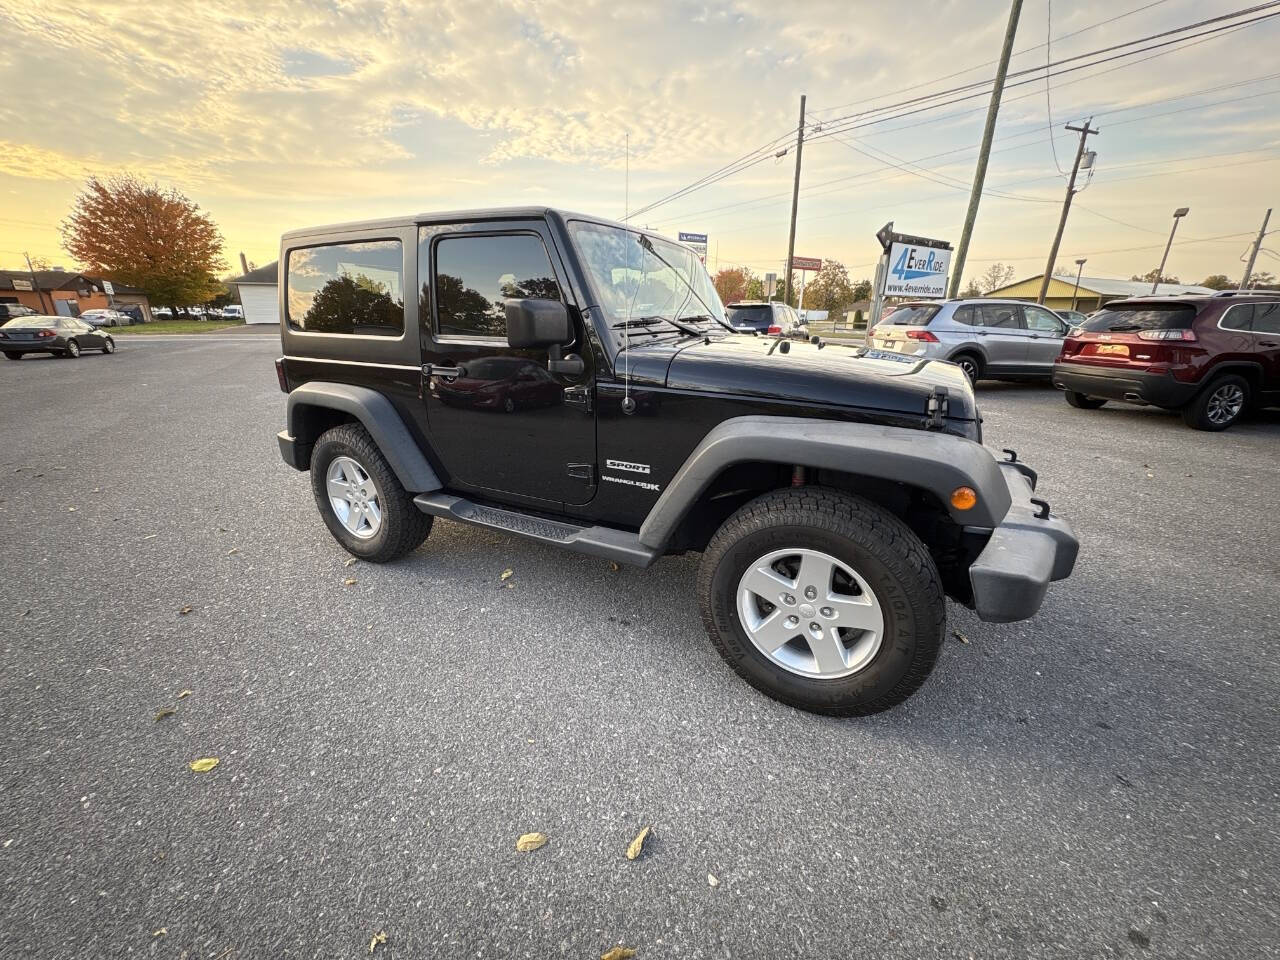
[1,0,1277,288]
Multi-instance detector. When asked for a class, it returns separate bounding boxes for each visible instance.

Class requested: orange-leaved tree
[60,174,226,312]
[713,266,754,305]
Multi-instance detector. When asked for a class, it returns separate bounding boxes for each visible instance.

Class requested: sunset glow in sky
[1,0,1278,286]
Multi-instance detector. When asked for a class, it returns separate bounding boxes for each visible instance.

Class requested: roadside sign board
[882,236,951,299]
[102,280,114,296]
[764,272,777,297]
[791,256,822,272]
[678,231,708,264]
[13,279,32,291]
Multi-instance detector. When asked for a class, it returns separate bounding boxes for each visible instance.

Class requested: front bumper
[1052,362,1198,408]
[969,461,1079,623]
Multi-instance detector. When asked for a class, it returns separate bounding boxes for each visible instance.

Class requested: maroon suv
[1052,293,1280,430]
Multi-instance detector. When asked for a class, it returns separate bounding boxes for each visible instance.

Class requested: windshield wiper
[612,314,705,337]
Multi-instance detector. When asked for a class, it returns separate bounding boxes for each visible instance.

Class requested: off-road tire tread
[697,487,946,716]
[309,423,432,562]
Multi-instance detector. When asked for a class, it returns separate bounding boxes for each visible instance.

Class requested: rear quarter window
[286,239,404,336]
[886,305,940,326]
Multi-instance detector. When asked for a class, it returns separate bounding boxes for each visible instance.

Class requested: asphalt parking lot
[2,338,1277,960]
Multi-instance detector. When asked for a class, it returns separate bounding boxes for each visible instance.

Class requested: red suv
[1052,292,1280,430]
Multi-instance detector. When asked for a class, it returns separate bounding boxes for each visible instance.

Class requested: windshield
[726,305,773,329]
[568,221,728,337]
[2,315,56,328]
[1079,303,1198,332]
[884,304,940,326]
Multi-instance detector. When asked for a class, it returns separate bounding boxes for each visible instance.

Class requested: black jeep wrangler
[274,207,1078,715]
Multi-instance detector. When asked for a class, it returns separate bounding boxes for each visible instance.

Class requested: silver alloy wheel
[736,547,885,679]
[325,455,382,539]
[66,339,80,357]
[103,337,115,354]
[1206,383,1245,425]
[957,356,978,381]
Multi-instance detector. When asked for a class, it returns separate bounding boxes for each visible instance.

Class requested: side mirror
[505,299,571,348]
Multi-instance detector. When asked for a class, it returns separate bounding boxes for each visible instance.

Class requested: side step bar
[413,492,659,568]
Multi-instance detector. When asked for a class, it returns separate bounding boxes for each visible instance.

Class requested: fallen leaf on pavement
[152,927,167,938]
[343,577,357,587]
[155,708,176,722]
[601,948,637,960]
[227,548,239,556]
[369,931,387,954]
[143,534,157,540]
[177,690,192,699]
[516,832,547,852]
[608,562,620,572]
[951,631,970,644]
[500,568,514,581]
[344,557,358,567]
[625,826,651,861]
[189,758,219,773]
[707,873,719,888]
[178,605,193,616]
[68,506,77,512]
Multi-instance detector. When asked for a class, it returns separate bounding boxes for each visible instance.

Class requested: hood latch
[926,386,949,429]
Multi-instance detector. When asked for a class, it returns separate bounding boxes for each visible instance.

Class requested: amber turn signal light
[950,486,977,510]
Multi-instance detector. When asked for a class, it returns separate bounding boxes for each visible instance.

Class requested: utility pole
[1152,207,1189,294]
[948,0,1023,298]
[239,252,250,275]
[1071,258,1086,310]
[1240,208,1272,289]
[1038,119,1099,304]
[23,252,50,314]
[783,94,806,307]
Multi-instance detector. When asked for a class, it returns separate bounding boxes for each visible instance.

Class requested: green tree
[60,174,226,313]
[803,259,855,320]
[1200,274,1233,290]
[1130,269,1179,285]
[851,278,872,302]
[744,275,765,301]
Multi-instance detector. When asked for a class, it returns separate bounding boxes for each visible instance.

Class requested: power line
[1045,0,1068,176]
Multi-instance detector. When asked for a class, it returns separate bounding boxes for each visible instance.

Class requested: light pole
[1152,207,1189,294]
[1070,258,1087,311]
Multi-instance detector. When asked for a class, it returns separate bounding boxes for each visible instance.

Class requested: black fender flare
[283,382,441,492]
[637,416,1012,551]
[945,344,988,368]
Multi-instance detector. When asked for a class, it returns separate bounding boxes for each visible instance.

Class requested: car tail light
[274,357,289,393]
[767,325,782,335]
[36,329,55,338]
[904,329,939,342]
[1137,328,1196,341]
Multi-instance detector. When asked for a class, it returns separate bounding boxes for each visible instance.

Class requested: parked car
[81,308,132,328]
[867,298,1070,382]
[1053,292,1280,431]
[272,207,1077,717]
[1055,309,1089,327]
[153,307,173,319]
[0,315,116,359]
[725,301,807,338]
[223,305,244,320]
[0,303,37,322]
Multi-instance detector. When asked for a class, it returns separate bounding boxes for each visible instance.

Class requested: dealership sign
[678,231,708,264]
[877,227,952,299]
[791,255,822,272]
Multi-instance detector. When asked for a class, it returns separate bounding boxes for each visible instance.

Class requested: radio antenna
[621,131,636,414]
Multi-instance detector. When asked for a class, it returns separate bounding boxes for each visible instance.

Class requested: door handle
[422,363,464,378]
[975,331,988,336]
[1029,334,1040,339]
[1260,340,1278,346]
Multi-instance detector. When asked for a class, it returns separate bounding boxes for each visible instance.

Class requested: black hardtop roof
[280,206,674,243]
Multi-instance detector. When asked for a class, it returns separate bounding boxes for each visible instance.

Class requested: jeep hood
[663,335,978,422]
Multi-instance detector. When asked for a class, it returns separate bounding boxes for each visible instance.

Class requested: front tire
[952,352,982,383]
[309,423,433,562]
[102,337,115,354]
[64,339,81,358]
[697,488,945,716]
[1182,374,1249,431]
[1065,390,1106,409]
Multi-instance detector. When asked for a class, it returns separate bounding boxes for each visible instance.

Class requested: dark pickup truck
[274,207,1078,715]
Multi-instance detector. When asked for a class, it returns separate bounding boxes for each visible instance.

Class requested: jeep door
[418,220,597,507]
[1021,304,1069,370]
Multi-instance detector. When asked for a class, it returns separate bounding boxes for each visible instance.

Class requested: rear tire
[64,339,81,359]
[951,352,982,383]
[1181,374,1249,431]
[3,352,21,361]
[309,423,433,562]
[697,487,946,716]
[102,337,115,354]
[1065,390,1107,409]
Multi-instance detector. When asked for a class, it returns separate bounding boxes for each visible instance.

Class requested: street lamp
[1071,258,1087,311]
[1152,207,1190,294]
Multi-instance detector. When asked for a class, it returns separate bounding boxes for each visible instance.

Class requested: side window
[977,304,1020,328]
[430,233,561,339]
[1250,302,1280,334]
[286,240,404,336]
[953,305,976,326]
[1024,306,1064,333]
[1219,304,1253,332]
